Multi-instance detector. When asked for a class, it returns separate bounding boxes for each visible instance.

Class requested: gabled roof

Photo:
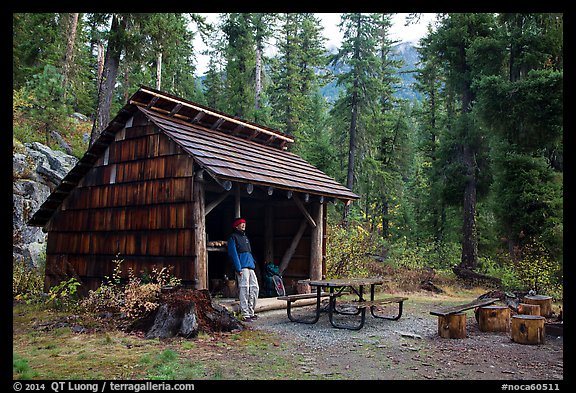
[28,86,359,227]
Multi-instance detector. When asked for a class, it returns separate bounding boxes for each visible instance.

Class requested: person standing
[228,217,259,321]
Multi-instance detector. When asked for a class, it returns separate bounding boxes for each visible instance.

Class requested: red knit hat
[232,218,246,228]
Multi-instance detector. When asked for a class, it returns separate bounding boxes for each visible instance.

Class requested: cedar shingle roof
[28,86,359,227]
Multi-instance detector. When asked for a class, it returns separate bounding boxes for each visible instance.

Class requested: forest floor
[13,288,563,382]
[245,291,564,381]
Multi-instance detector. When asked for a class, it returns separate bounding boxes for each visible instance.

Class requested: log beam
[205,191,231,216]
[292,195,316,228]
[279,218,308,274]
[193,179,207,290]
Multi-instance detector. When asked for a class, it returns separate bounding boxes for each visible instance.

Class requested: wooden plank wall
[45,112,196,292]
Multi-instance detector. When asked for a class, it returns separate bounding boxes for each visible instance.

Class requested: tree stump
[129,289,243,339]
[511,315,545,345]
[438,312,467,339]
[517,303,541,316]
[478,305,510,332]
[223,280,238,298]
[296,280,311,294]
[523,295,553,317]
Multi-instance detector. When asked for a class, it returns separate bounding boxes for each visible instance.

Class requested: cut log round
[296,280,311,294]
[511,315,545,345]
[523,295,553,317]
[517,303,541,316]
[478,305,510,332]
[438,312,467,339]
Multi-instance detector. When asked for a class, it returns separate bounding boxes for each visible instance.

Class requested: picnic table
[278,277,408,330]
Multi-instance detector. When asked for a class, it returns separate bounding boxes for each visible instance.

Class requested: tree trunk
[90,14,126,146]
[96,41,105,86]
[460,144,478,270]
[156,51,162,90]
[62,12,79,97]
[255,43,262,110]
[342,16,362,226]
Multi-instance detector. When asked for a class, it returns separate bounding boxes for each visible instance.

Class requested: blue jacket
[228,231,256,273]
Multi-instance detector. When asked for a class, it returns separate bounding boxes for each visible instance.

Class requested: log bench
[430,297,499,338]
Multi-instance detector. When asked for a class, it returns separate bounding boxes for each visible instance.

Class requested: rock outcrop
[13,139,78,268]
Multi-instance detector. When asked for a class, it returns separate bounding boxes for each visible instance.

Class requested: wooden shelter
[29,86,359,296]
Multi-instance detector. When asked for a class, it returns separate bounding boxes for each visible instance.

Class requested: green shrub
[81,255,182,321]
[13,257,45,301]
[45,277,81,311]
[325,223,376,278]
[513,237,562,296]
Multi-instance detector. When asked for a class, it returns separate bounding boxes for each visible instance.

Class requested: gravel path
[249,303,436,350]
[244,301,563,380]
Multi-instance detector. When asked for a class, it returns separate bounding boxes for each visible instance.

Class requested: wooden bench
[429,297,499,317]
[336,296,409,321]
[430,297,499,338]
[277,292,331,324]
[277,292,331,302]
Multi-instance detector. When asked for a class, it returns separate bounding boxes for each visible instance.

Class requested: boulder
[13,141,78,269]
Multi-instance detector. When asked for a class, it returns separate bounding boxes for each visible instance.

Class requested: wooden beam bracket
[293,195,316,228]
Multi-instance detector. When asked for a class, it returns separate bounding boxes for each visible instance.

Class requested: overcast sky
[193,13,437,76]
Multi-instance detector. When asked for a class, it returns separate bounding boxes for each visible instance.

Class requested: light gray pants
[237,268,259,318]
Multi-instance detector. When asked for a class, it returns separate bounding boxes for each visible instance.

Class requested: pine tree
[474,13,563,264]
[328,13,391,224]
[269,13,327,139]
[422,13,497,274]
[221,13,256,119]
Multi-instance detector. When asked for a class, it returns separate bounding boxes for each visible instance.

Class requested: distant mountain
[197,42,423,105]
[320,41,422,104]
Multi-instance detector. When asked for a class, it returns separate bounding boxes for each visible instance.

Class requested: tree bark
[156,51,162,90]
[255,43,262,110]
[343,16,362,226]
[62,12,79,97]
[460,144,478,270]
[90,14,126,146]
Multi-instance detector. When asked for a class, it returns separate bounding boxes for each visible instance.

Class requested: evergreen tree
[329,13,388,224]
[221,13,256,119]
[421,13,498,274]
[269,13,327,141]
[474,13,563,264]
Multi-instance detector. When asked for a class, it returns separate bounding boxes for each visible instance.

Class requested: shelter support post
[193,178,207,290]
[235,183,241,218]
[309,201,323,281]
[265,205,274,263]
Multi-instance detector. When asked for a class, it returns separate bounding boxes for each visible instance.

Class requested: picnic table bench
[336,297,409,320]
[279,278,409,330]
[277,292,332,323]
[430,297,499,338]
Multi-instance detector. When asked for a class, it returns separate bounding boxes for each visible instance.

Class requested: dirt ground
[244,294,564,381]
